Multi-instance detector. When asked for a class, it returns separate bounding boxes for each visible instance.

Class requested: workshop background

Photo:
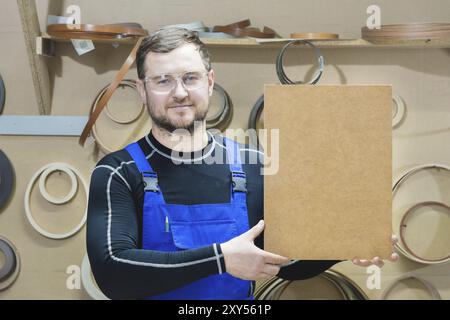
[0,0,449,299]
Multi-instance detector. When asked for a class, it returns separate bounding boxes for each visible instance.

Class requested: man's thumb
[244,220,265,240]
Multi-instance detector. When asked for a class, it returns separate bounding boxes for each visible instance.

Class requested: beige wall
[0,0,449,299]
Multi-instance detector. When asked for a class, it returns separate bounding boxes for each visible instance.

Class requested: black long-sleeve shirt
[86,130,340,299]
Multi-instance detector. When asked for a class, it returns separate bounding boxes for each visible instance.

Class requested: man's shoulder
[96,149,132,167]
[92,146,139,179]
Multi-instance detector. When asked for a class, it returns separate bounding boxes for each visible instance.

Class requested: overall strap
[223,138,247,204]
[125,142,165,203]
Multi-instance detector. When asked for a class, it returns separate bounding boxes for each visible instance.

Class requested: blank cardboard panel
[264,85,392,260]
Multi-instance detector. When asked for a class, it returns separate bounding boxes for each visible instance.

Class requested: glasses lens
[147,72,207,93]
[150,75,175,93]
[182,72,206,90]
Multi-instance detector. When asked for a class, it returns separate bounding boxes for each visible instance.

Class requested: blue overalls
[125,137,253,300]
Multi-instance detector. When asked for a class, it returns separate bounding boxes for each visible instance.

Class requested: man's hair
[136,27,211,79]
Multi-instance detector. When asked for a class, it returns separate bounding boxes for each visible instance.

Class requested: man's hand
[220,220,290,281]
[352,235,399,268]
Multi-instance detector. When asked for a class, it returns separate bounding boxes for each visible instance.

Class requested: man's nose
[172,78,188,100]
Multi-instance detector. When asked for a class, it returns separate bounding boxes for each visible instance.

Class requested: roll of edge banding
[247,95,264,149]
[0,236,20,291]
[392,94,406,128]
[399,201,450,264]
[24,162,88,239]
[91,79,146,154]
[81,254,109,300]
[163,21,207,32]
[0,74,5,114]
[362,23,450,43]
[290,32,339,40]
[206,83,232,130]
[254,269,367,300]
[0,149,15,211]
[393,164,450,264]
[276,39,324,85]
[380,275,441,300]
[103,80,144,125]
[38,164,78,205]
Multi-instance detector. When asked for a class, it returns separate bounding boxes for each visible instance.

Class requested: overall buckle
[231,171,247,193]
[142,172,159,193]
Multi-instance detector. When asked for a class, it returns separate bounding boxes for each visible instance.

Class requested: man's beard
[148,103,208,134]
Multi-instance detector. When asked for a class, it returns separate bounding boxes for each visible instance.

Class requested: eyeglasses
[143,71,209,94]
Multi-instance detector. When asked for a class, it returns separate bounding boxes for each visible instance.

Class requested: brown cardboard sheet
[264,85,392,260]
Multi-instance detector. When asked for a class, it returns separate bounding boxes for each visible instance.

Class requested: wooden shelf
[40,32,450,50]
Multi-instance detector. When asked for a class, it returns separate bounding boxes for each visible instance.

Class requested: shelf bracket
[36,36,55,57]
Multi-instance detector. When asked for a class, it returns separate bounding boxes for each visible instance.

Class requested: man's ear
[208,69,215,97]
[136,78,147,105]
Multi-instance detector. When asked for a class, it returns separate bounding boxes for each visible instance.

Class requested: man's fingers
[389,252,399,262]
[262,251,290,265]
[243,220,265,241]
[262,264,281,277]
[389,235,399,263]
[391,235,398,245]
[352,259,372,267]
[371,257,384,268]
[351,233,400,268]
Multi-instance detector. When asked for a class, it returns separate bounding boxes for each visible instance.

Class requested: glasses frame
[143,70,210,94]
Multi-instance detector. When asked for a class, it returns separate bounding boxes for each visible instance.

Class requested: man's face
[137,43,214,133]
